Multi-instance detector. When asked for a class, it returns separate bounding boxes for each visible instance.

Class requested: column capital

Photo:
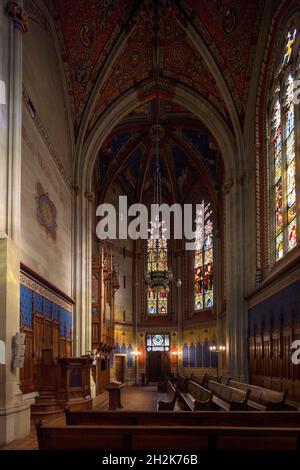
[5,1,28,33]
[222,179,234,194]
[84,191,96,201]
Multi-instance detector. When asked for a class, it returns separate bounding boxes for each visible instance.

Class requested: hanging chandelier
[145,153,173,293]
[144,2,173,295]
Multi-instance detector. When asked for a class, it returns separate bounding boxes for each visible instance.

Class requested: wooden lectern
[105,382,125,410]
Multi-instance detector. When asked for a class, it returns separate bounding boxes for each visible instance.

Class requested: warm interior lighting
[209,345,226,352]
[171,351,182,356]
[132,351,142,357]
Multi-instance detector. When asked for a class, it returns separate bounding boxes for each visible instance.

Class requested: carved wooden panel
[20,327,34,393]
[249,325,300,399]
[34,315,44,363]
[52,322,60,361]
[44,319,53,350]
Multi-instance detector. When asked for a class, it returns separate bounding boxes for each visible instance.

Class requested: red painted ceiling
[49,0,130,120]
[186,0,265,110]
[49,0,265,129]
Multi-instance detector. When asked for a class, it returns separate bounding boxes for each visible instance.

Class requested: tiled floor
[0,386,159,450]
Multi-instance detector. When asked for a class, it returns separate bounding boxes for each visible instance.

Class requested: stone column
[225,178,248,382]
[73,189,93,356]
[0,0,31,445]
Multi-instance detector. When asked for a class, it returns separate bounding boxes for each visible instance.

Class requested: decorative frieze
[20,272,73,312]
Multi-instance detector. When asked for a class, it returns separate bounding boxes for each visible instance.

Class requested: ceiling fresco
[97,99,221,202]
[184,0,265,113]
[47,0,266,130]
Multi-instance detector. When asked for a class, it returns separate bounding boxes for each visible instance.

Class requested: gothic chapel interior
[2,0,300,453]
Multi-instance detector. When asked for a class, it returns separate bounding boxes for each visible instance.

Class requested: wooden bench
[229,380,287,411]
[190,372,217,387]
[178,380,213,411]
[174,374,189,391]
[36,421,300,450]
[65,408,300,428]
[157,380,177,411]
[207,380,250,411]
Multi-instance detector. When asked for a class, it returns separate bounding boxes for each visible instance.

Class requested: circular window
[152,335,163,346]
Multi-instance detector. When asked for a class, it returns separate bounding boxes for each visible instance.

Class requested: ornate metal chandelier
[145,129,173,294]
[144,3,173,295]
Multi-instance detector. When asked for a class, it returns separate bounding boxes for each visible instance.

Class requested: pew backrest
[208,380,249,404]
[229,380,287,407]
[187,380,213,403]
[65,409,300,427]
[36,422,300,451]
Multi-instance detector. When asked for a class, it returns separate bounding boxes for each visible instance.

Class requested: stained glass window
[146,334,170,351]
[146,238,168,315]
[194,202,213,310]
[271,29,298,261]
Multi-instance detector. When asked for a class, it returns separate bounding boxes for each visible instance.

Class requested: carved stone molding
[236,174,245,186]
[5,1,29,33]
[85,191,96,201]
[22,86,72,189]
[73,185,80,195]
[222,179,233,194]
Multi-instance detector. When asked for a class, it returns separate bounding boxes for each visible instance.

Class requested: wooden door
[115,355,124,383]
[148,352,162,381]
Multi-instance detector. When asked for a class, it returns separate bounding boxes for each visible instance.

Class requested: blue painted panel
[196,342,203,368]
[110,351,114,368]
[203,341,210,367]
[52,303,60,321]
[115,343,120,354]
[60,308,72,338]
[249,279,300,335]
[33,293,43,314]
[44,299,52,318]
[20,285,32,327]
[127,344,133,368]
[183,343,189,368]
[189,343,196,368]
[121,343,127,354]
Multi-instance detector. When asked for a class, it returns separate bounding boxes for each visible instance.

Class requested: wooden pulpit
[56,356,93,409]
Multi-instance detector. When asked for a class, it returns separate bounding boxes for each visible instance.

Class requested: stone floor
[0,386,159,450]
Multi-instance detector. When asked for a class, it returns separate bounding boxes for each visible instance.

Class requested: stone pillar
[225,178,248,382]
[0,0,31,445]
[73,189,93,356]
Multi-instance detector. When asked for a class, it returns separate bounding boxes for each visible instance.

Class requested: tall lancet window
[145,150,172,316]
[270,28,298,261]
[194,202,213,310]
[146,237,168,315]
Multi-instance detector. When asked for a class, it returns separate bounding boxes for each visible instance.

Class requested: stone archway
[72,81,248,380]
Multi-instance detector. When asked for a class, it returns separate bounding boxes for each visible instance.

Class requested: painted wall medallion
[79,22,95,49]
[35,182,57,240]
[223,6,239,35]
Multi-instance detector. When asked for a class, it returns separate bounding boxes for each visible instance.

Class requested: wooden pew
[207,380,250,411]
[36,421,300,450]
[65,409,300,428]
[228,380,287,411]
[174,374,189,391]
[178,380,213,411]
[190,372,216,387]
[157,380,177,411]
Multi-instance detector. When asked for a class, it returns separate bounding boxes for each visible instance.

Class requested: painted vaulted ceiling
[96,99,222,203]
[48,0,266,132]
